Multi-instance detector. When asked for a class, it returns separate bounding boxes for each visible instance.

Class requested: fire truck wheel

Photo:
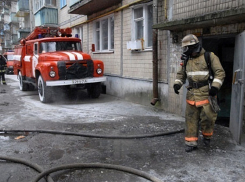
[38,75,52,103]
[87,82,101,98]
[18,71,28,91]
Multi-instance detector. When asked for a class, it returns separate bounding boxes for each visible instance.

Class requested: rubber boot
[185,145,197,152]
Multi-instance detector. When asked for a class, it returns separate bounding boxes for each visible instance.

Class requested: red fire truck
[13,26,106,103]
[3,51,14,74]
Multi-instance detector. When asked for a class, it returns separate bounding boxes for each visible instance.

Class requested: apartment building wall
[93,0,155,105]
[154,0,245,116]
[61,0,157,106]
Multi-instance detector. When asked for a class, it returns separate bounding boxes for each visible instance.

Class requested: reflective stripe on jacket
[174,48,225,107]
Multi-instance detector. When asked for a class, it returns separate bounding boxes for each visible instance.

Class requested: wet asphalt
[0,75,245,182]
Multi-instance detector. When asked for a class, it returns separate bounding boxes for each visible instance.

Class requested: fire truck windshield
[40,41,82,53]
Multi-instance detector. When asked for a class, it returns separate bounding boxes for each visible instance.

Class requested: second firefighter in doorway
[173,34,225,152]
[0,55,7,85]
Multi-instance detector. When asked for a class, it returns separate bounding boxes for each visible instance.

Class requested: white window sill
[130,48,152,53]
[92,50,114,54]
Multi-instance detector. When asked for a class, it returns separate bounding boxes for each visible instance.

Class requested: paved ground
[0,75,245,182]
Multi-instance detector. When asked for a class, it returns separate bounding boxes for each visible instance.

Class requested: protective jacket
[174,48,225,107]
[0,56,7,73]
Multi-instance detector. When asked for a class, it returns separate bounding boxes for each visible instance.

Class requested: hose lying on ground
[32,163,163,182]
[0,128,184,139]
[0,128,183,181]
[0,155,54,182]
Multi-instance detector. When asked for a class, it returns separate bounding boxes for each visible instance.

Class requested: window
[93,16,114,52]
[40,41,82,53]
[34,0,56,12]
[60,0,66,9]
[132,3,153,48]
[34,43,38,55]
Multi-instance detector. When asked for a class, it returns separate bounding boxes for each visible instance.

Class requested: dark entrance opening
[202,36,235,127]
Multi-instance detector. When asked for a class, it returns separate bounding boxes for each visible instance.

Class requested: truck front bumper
[46,76,106,86]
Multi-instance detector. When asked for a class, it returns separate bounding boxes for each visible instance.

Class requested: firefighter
[0,54,7,85]
[173,34,225,152]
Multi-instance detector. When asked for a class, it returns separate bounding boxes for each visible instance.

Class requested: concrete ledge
[153,8,245,31]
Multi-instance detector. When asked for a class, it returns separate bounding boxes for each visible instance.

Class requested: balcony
[5,40,12,48]
[17,0,29,11]
[3,8,10,15]
[68,0,122,15]
[18,27,30,33]
[12,34,19,45]
[10,13,19,23]
[18,28,30,40]
[4,24,10,31]
[16,0,29,17]
[34,0,56,13]
[35,7,58,27]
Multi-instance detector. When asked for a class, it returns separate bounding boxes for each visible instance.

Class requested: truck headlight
[49,70,56,78]
[96,68,102,74]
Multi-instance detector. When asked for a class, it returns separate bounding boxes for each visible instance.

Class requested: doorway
[202,36,235,127]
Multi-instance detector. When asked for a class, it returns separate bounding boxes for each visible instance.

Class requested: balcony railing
[17,0,29,11]
[18,30,30,40]
[18,27,30,33]
[10,13,18,23]
[69,0,122,15]
[70,0,80,6]
[34,0,56,13]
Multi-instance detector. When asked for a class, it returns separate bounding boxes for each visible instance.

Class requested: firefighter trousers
[185,103,217,147]
[0,72,6,84]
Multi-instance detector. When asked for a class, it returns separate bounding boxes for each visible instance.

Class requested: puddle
[0,133,19,141]
[0,135,10,141]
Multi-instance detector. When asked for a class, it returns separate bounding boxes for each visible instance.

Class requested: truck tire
[38,75,52,103]
[18,71,28,91]
[87,82,101,98]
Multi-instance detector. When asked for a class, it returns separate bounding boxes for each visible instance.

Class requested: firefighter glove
[209,86,218,96]
[173,84,181,94]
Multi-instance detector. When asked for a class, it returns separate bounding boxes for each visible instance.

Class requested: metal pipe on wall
[151,0,159,105]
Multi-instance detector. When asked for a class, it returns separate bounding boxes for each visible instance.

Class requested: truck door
[230,31,245,144]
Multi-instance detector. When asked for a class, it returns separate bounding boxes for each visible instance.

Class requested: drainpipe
[151,0,159,105]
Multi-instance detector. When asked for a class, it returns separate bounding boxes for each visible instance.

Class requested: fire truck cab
[13,26,106,103]
[3,51,14,74]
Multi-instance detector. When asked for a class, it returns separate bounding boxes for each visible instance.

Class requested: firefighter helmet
[181,34,201,56]
[182,34,199,47]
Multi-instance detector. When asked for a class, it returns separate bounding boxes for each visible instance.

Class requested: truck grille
[57,60,93,80]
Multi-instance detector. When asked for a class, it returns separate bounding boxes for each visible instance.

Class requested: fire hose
[0,128,184,182]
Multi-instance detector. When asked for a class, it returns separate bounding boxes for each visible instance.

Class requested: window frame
[131,2,153,50]
[34,42,39,55]
[60,0,67,9]
[93,15,114,53]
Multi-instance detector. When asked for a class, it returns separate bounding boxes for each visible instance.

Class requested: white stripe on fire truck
[72,52,83,60]
[24,56,31,62]
[62,52,76,60]
[13,55,21,61]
